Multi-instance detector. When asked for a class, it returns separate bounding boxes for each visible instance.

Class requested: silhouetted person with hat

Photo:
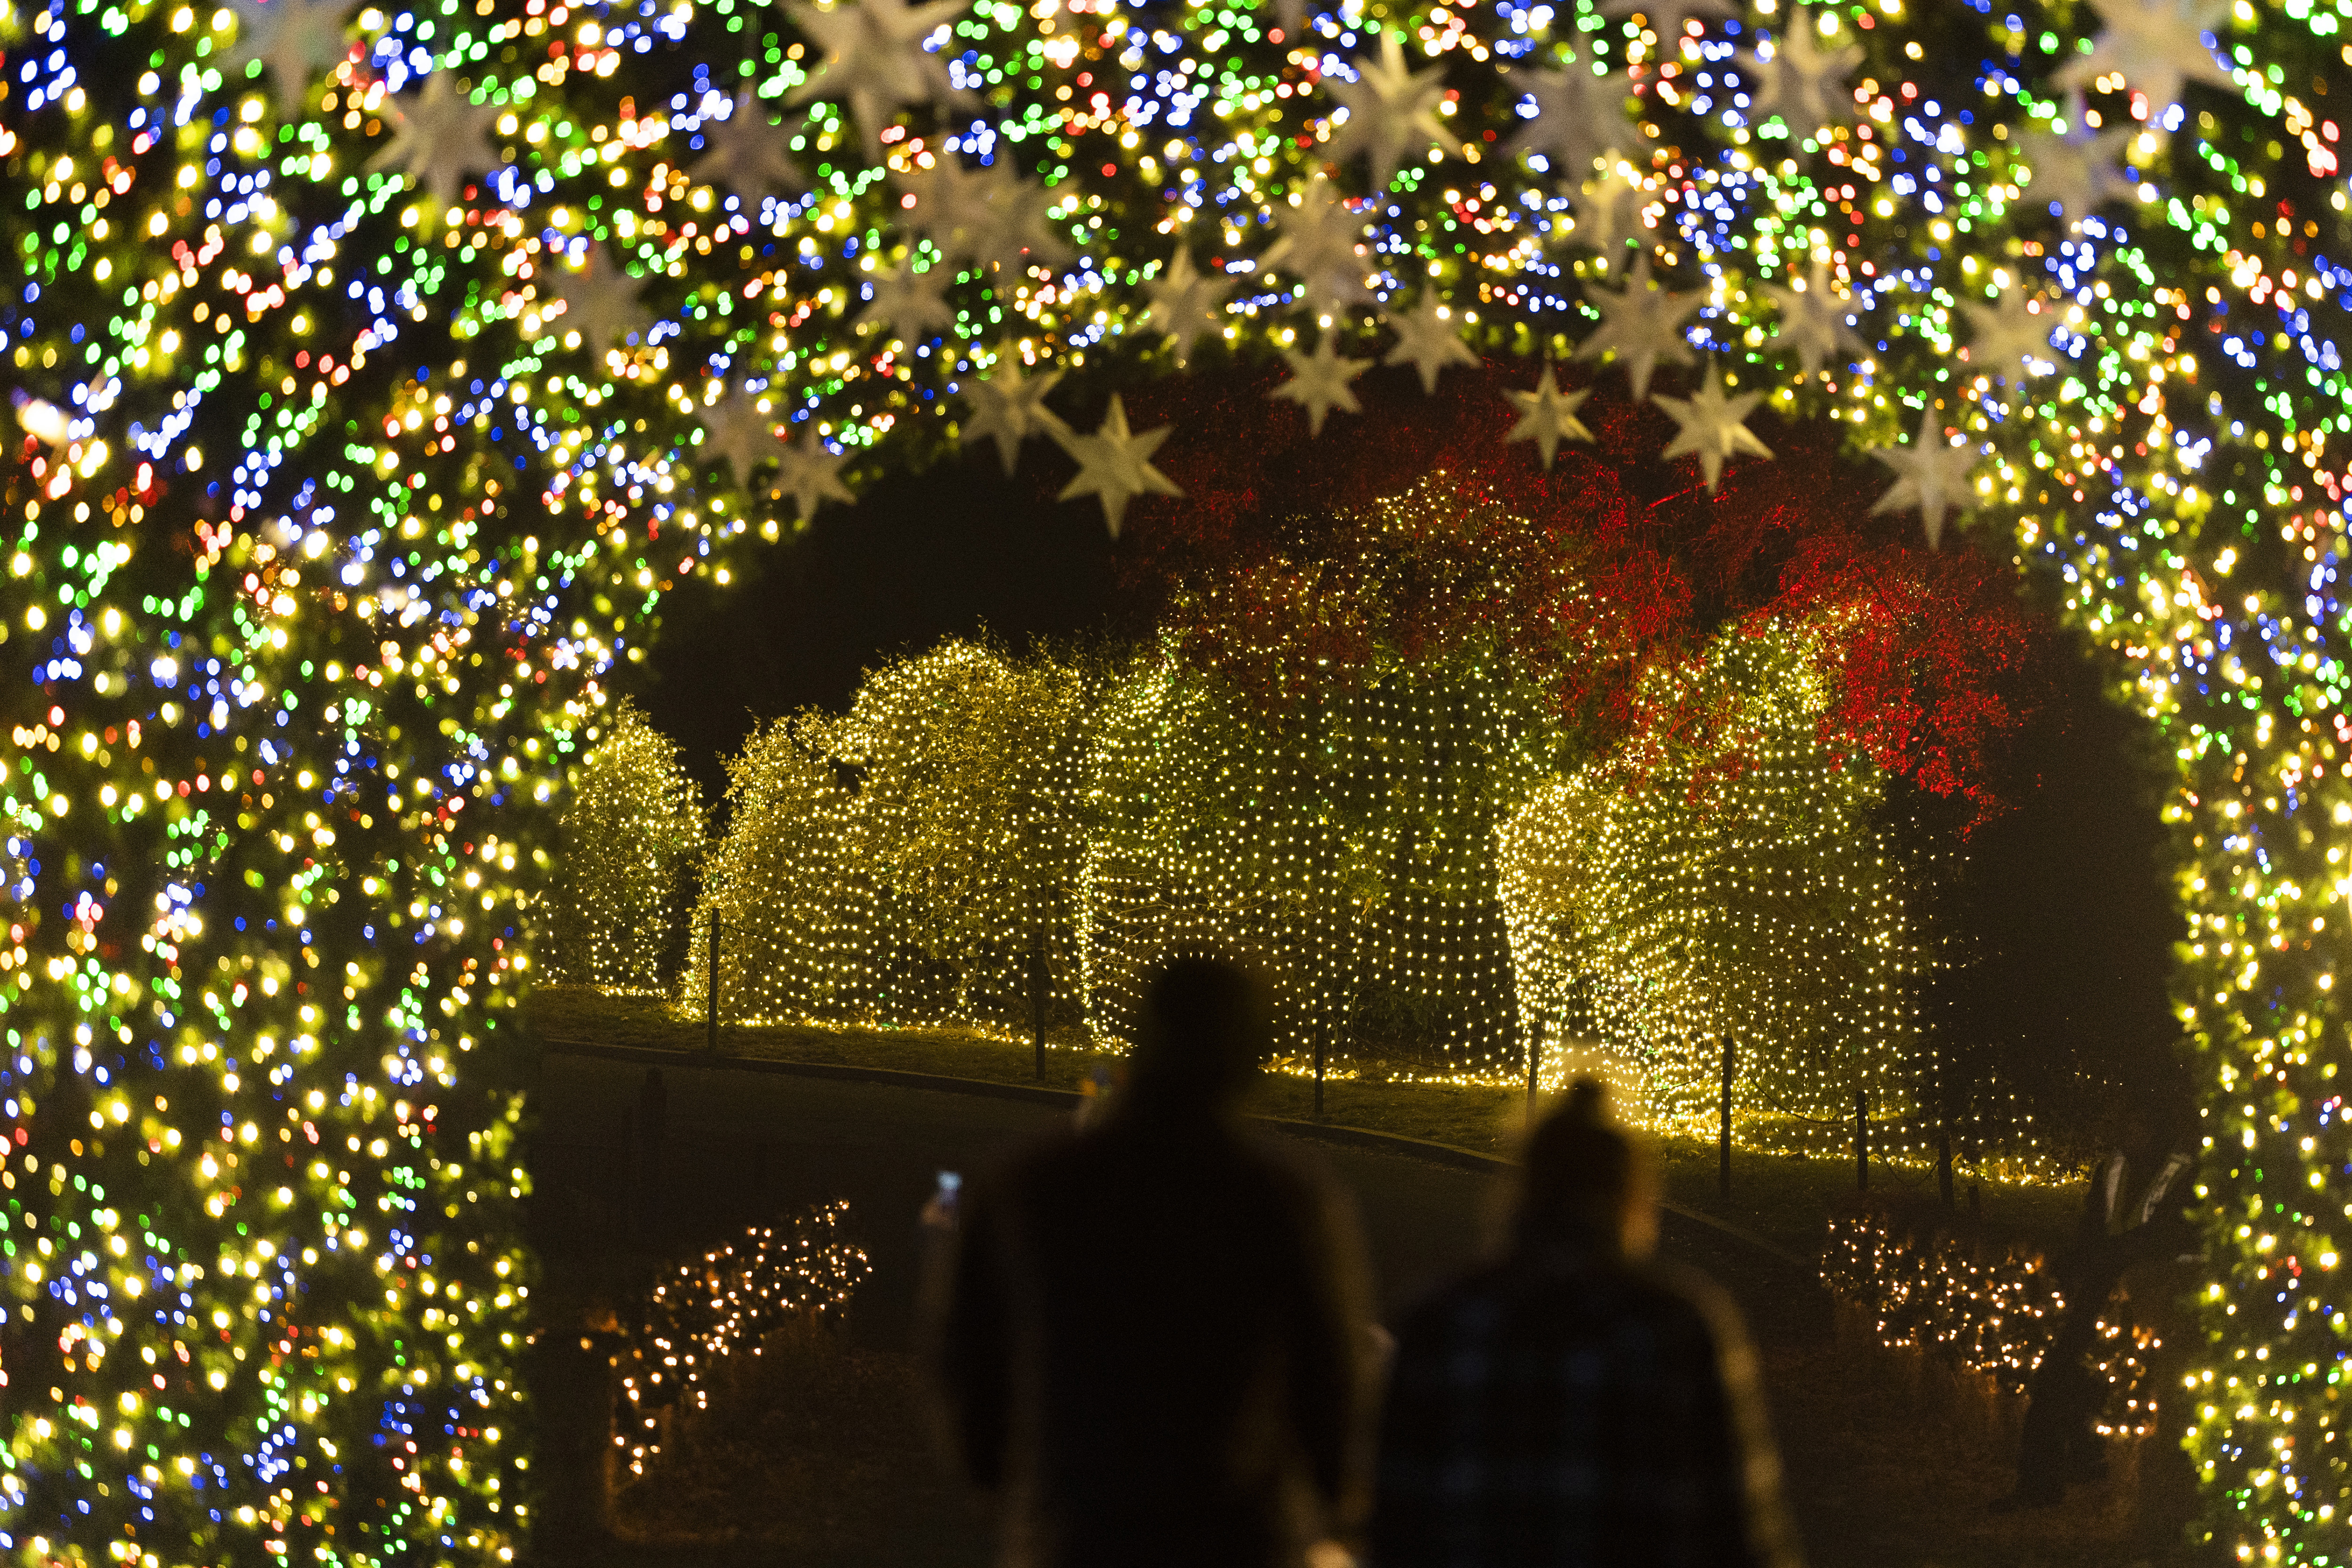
[1372,1078,1801,1568]
[933,956,1373,1568]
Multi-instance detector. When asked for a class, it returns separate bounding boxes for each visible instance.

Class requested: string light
[3,0,2344,1551]
[1824,1210,2163,1439]
[543,700,705,991]
[608,1201,870,1479]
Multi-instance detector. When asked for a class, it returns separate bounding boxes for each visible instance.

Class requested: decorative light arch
[0,0,2342,1557]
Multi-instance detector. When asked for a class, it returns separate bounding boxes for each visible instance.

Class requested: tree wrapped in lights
[828,639,1094,1024]
[541,699,702,990]
[676,713,868,1026]
[1083,632,1562,1072]
[1499,618,1929,1142]
[679,640,1094,1032]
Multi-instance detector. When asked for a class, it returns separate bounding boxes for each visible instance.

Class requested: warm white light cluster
[587,617,1957,1148]
[611,1202,872,1478]
[543,700,708,991]
[1821,1209,2162,1437]
[1499,622,1923,1138]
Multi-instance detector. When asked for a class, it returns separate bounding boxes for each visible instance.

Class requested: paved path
[529,1051,1816,1347]
[524,1051,2184,1568]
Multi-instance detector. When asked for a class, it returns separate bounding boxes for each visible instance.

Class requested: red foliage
[1104,356,2051,821]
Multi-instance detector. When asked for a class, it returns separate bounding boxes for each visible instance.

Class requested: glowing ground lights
[1,0,2350,1554]
[607,1202,869,1479]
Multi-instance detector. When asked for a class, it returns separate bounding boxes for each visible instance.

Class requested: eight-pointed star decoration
[787,0,970,153]
[1144,249,1236,365]
[1959,290,2061,384]
[1508,56,1645,179]
[1737,11,1863,133]
[959,353,1068,476]
[222,0,356,114]
[1270,334,1373,437]
[1503,364,1596,470]
[1598,0,1734,43]
[1569,167,1648,269]
[1573,252,1700,400]
[2052,0,2235,126]
[1053,393,1181,538]
[771,429,858,525]
[1872,405,1981,549]
[2014,96,2140,227]
[367,73,503,215]
[692,88,803,207]
[1323,31,1451,190]
[1760,261,1867,378]
[699,386,787,482]
[536,246,651,351]
[1653,363,1774,493]
[1262,174,1375,314]
[898,154,1074,278]
[1383,293,1480,394]
[858,261,955,345]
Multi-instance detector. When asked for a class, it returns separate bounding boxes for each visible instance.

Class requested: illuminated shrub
[543,700,705,992]
[679,642,1093,1034]
[1499,621,1927,1139]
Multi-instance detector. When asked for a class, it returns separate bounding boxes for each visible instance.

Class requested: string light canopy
[1,0,2345,1550]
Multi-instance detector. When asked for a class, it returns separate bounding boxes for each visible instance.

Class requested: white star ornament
[960,355,1068,476]
[1262,175,1374,314]
[1761,261,1865,378]
[1573,253,1700,400]
[1504,366,1595,470]
[1054,394,1181,539]
[700,387,786,481]
[1872,406,1981,549]
[898,154,1072,278]
[2014,98,2139,227]
[859,262,954,345]
[538,247,651,351]
[2052,0,2235,126]
[787,0,971,152]
[1960,292,2059,384]
[772,430,858,525]
[1383,294,1479,395]
[1570,168,1648,269]
[1509,58,1646,179]
[1737,12,1863,133]
[224,0,357,114]
[1271,334,1373,438]
[694,89,803,206]
[1653,364,1773,493]
[369,73,503,215]
[1144,250,1235,366]
[1324,32,1450,190]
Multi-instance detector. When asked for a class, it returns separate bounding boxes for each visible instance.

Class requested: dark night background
[627,436,2191,1164]
[636,445,1128,795]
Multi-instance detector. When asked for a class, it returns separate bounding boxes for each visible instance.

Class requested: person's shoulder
[1627,1258,1759,1355]
[1396,1258,1521,1338]
[971,1125,1091,1200]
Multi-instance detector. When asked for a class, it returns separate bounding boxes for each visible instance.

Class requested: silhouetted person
[1372,1079,1801,1568]
[2005,1148,2195,1507]
[933,956,1373,1568]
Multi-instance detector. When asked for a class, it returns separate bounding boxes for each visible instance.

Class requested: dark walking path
[524,1051,2189,1568]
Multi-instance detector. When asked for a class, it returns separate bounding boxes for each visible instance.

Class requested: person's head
[1514,1077,1657,1260]
[1125,955,1270,1116]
